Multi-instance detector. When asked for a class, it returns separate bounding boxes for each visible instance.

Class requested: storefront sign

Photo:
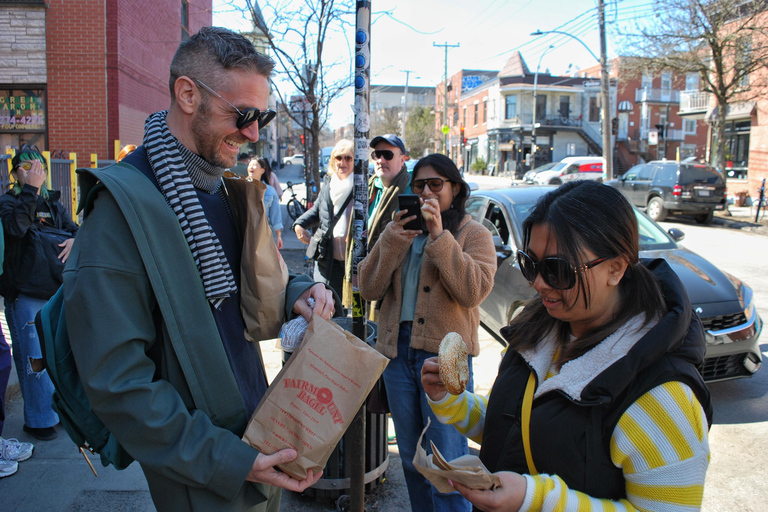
[0,90,46,131]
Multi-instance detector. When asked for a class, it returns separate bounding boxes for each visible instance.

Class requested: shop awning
[617,100,633,111]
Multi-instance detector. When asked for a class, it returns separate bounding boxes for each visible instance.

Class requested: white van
[533,156,605,185]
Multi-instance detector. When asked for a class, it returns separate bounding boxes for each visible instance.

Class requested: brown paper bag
[242,314,389,480]
[413,419,501,493]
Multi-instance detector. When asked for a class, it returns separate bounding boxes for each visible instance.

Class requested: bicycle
[285,181,306,220]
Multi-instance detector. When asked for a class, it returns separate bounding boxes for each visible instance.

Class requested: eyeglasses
[516,250,610,290]
[335,155,353,162]
[17,161,33,171]
[195,79,277,130]
[371,149,397,161]
[412,178,451,193]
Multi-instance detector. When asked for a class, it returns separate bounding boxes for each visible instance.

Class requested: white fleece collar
[520,315,655,401]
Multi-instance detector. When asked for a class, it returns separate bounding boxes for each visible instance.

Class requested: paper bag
[243,314,389,480]
[413,419,501,493]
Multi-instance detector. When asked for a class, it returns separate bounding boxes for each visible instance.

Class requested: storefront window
[0,88,47,152]
[725,120,750,180]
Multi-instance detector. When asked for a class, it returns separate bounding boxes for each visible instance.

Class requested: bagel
[421,199,437,222]
[438,332,469,395]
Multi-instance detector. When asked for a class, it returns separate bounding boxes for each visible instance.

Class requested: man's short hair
[238,153,250,162]
[169,26,275,97]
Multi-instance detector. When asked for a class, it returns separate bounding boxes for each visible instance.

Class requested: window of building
[559,96,570,119]
[505,95,517,120]
[679,143,696,159]
[683,119,697,135]
[535,94,546,122]
[0,88,47,153]
[589,97,600,122]
[685,73,699,91]
[463,107,467,128]
[483,99,487,123]
[725,120,750,180]
[453,111,458,125]
[641,71,652,90]
[181,1,190,41]
[474,104,478,126]
[661,72,671,93]
[566,143,576,156]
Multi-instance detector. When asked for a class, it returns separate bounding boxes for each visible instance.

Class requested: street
[1,167,766,511]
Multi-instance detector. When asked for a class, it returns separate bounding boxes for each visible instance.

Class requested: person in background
[293,139,354,297]
[260,158,282,200]
[0,145,79,442]
[64,27,336,512]
[248,157,283,249]
[116,144,137,162]
[343,133,410,318]
[359,154,496,512]
[422,181,712,512]
[0,219,34,478]
[230,152,250,177]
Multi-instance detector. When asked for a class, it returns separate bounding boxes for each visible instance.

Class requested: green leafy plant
[471,158,487,173]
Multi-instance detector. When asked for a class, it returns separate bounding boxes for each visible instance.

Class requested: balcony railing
[635,88,680,103]
[679,90,713,114]
[499,114,582,128]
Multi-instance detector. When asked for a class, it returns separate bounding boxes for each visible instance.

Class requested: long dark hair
[411,154,469,234]
[257,158,274,186]
[502,181,666,364]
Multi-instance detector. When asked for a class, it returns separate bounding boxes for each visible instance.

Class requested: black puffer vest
[479,259,713,500]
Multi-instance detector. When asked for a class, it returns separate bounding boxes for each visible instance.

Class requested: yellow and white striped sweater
[429,347,710,511]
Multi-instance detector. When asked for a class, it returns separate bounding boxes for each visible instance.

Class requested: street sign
[441,125,449,135]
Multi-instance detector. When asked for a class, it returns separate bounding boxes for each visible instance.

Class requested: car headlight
[741,282,755,320]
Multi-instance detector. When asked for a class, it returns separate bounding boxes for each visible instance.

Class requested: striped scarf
[143,110,237,308]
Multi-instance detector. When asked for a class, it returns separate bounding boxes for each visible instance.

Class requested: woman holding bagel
[421,181,712,512]
[359,153,496,512]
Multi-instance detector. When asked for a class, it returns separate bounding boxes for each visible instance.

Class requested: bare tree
[369,107,402,137]
[617,0,768,186]
[405,105,435,158]
[229,0,353,187]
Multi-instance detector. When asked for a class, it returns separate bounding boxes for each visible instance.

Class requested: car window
[679,164,722,185]
[564,164,579,175]
[465,196,487,222]
[485,202,510,244]
[635,210,677,250]
[654,164,677,186]
[623,166,641,181]
[636,164,654,180]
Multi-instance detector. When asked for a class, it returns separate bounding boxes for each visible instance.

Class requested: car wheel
[549,178,562,185]
[694,210,714,225]
[647,197,667,222]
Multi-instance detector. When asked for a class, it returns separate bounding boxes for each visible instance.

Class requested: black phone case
[398,194,423,231]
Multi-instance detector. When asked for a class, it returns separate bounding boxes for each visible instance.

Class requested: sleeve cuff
[518,474,537,512]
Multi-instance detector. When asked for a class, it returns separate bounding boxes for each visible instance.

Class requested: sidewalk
[1,163,506,511]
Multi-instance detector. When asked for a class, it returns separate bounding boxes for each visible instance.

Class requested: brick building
[0,0,211,162]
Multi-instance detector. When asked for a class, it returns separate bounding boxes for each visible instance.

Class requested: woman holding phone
[358,153,496,512]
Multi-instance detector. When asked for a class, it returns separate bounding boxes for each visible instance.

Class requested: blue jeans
[5,294,59,428]
[383,322,473,512]
[0,327,10,436]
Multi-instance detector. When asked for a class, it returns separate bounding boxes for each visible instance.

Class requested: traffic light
[460,126,466,145]
[300,134,305,144]
[611,118,618,135]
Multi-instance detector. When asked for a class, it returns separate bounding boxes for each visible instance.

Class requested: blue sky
[213,0,655,128]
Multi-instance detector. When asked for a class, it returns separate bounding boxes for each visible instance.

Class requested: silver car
[468,186,763,382]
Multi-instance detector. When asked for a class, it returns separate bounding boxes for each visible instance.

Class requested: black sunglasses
[412,177,451,193]
[195,79,277,130]
[371,149,397,161]
[517,250,610,290]
[335,155,353,161]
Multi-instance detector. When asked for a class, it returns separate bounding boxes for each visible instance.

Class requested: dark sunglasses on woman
[517,250,609,290]
[335,155,353,161]
[412,178,451,193]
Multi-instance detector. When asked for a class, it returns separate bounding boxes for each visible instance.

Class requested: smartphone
[398,194,423,231]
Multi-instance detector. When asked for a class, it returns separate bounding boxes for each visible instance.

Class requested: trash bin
[301,317,389,501]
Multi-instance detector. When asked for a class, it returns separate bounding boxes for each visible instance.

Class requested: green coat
[64,164,320,511]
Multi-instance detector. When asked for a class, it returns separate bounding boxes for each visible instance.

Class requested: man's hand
[294,225,310,245]
[293,283,334,321]
[58,238,75,262]
[421,356,447,402]
[246,449,322,492]
[451,471,527,512]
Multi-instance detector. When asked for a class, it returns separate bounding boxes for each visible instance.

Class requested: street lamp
[531,45,555,172]
[531,29,612,181]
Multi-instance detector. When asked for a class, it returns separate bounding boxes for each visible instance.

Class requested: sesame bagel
[438,332,469,395]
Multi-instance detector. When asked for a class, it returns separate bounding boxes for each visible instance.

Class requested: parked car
[533,156,605,185]
[283,154,304,166]
[606,160,726,224]
[467,186,762,382]
[522,161,558,184]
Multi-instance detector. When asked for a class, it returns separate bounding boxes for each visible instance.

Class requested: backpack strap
[75,163,246,430]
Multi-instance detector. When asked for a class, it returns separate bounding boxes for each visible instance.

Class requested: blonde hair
[328,139,354,177]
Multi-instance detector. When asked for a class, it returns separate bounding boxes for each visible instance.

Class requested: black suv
[607,160,726,224]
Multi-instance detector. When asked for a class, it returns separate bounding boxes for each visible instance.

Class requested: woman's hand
[19,159,47,192]
[294,225,310,245]
[421,356,447,402]
[293,283,334,321]
[58,238,75,262]
[390,209,422,239]
[276,230,283,250]
[451,471,527,512]
[421,198,443,239]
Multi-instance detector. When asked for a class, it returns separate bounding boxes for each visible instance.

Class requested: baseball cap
[370,134,405,154]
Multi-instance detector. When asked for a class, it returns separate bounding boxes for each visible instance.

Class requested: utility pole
[400,69,412,146]
[433,42,459,156]
[598,0,612,180]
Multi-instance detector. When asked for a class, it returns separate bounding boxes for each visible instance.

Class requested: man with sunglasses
[63,27,336,512]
